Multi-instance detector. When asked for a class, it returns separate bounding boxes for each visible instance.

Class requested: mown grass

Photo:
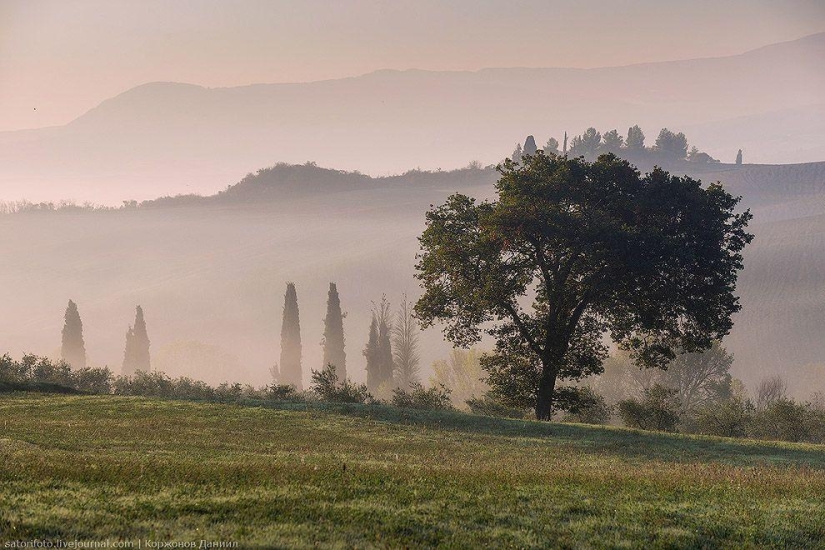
[1,394,824,548]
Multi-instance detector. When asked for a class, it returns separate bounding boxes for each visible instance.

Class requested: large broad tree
[414,153,752,419]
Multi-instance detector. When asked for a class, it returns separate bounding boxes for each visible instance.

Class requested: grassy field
[1,395,824,548]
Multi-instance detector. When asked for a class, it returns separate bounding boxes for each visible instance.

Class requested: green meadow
[1,394,824,548]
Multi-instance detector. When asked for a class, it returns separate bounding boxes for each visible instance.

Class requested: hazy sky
[1,0,824,131]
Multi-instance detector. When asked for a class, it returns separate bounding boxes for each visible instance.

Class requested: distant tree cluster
[364,294,422,398]
[510,126,737,165]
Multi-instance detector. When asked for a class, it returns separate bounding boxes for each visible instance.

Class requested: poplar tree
[322,283,346,380]
[279,282,303,389]
[61,300,86,369]
[392,296,420,389]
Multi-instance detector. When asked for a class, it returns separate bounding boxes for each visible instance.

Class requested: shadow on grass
[252,399,825,468]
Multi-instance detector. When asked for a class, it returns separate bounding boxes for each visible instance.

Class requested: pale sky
[1,0,824,131]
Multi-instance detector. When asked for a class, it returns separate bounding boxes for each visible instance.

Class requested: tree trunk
[534,363,558,420]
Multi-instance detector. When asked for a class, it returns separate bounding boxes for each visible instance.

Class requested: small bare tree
[755,375,787,411]
[392,295,420,389]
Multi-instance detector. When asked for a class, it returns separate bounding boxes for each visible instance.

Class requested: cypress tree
[279,282,303,389]
[363,312,379,391]
[123,305,150,375]
[735,149,743,165]
[61,299,86,369]
[322,282,346,380]
[375,295,394,388]
[523,135,538,157]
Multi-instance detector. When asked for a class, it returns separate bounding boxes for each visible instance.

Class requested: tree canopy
[414,152,752,419]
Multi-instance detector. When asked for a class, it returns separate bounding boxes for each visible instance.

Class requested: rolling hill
[1,159,825,396]
[0,33,823,204]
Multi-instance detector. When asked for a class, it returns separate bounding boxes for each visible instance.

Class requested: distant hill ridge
[1,32,822,203]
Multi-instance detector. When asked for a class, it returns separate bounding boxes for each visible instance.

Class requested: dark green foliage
[321,282,347,380]
[618,385,681,432]
[310,363,371,404]
[61,299,86,369]
[122,305,150,375]
[279,282,303,389]
[415,152,752,419]
[560,386,613,425]
[391,382,453,411]
[0,353,112,394]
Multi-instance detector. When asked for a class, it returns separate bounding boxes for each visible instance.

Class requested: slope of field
[1,394,824,547]
[0,32,822,203]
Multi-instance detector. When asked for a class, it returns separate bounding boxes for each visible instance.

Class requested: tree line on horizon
[511,125,743,166]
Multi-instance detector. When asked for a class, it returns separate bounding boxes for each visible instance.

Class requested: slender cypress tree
[123,305,150,375]
[61,299,86,369]
[735,149,743,165]
[363,312,379,391]
[322,283,346,380]
[376,295,394,388]
[279,282,303,389]
[123,326,135,375]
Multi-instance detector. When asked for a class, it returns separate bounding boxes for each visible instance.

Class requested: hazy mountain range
[1,32,823,204]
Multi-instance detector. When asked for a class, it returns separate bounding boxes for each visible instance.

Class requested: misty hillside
[2,158,825,397]
[0,33,823,204]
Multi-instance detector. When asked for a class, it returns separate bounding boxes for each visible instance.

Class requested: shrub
[113,371,175,398]
[265,384,303,401]
[692,397,754,438]
[618,384,680,432]
[560,387,613,425]
[170,377,216,401]
[749,399,812,442]
[466,394,527,419]
[73,367,115,394]
[392,383,453,411]
[311,364,372,404]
